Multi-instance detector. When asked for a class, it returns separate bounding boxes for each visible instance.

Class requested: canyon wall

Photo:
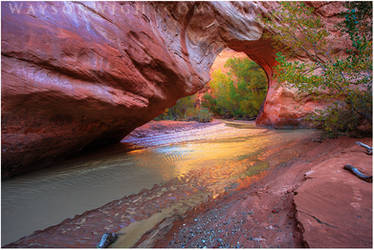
[1,2,346,177]
[255,1,349,127]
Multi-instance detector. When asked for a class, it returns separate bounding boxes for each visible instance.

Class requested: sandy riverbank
[123,119,222,140]
[148,136,372,248]
[5,121,372,248]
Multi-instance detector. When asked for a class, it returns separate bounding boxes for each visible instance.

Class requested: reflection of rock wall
[1,2,346,177]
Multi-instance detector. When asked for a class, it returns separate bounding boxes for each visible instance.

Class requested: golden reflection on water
[125,121,316,201]
[2,120,319,246]
[113,122,319,247]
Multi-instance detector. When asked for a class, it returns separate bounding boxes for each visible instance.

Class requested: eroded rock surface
[255,1,349,128]
[294,143,372,248]
[1,1,347,176]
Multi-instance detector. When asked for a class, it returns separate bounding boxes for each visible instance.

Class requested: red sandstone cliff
[1,2,348,177]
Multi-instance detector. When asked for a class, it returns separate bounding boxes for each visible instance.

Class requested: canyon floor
[3,120,372,248]
[151,131,372,248]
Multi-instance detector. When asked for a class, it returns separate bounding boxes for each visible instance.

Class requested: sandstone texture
[1,1,347,176]
[294,143,372,247]
[255,1,350,127]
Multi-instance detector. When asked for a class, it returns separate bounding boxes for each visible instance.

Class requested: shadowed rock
[1,2,347,177]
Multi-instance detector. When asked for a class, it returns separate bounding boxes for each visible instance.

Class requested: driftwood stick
[356,141,372,150]
[355,141,372,155]
[343,164,372,183]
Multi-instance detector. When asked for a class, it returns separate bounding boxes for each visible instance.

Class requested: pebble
[253,237,266,242]
[272,208,280,214]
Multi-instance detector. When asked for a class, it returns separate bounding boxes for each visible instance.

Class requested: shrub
[195,108,213,123]
[309,89,372,138]
[260,2,372,136]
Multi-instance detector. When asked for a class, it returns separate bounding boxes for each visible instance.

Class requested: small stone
[253,237,266,242]
[271,208,280,214]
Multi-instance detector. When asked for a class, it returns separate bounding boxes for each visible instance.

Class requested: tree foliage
[155,95,213,123]
[261,2,372,137]
[203,58,268,119]
[156,57,268,122]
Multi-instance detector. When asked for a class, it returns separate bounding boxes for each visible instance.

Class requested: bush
[261,2,372,136]
[155,95,213,123]
[309,90,372,138]
[195,108,213,123]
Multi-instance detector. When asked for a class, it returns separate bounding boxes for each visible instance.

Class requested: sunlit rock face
[1,1,346,177]
[255,1,349,128]
[209,48,248,75]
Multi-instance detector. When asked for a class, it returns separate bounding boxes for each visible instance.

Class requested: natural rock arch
[1,1,345,177]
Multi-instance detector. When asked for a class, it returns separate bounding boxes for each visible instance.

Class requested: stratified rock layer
[1,2,346,177]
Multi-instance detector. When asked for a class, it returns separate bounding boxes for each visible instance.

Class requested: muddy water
[2,120,318,246]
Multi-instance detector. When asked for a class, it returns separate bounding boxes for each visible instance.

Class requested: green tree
[261,2,372,137]
[157,57,268,122]
[203,58,268,119]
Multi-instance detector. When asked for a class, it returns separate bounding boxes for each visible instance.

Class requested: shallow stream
[2,120,318,246]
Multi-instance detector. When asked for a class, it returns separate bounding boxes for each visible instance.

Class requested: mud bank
[4,121,371,248]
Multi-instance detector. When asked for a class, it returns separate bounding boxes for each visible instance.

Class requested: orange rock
[294,144,372,248]
[1,2,348,176]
